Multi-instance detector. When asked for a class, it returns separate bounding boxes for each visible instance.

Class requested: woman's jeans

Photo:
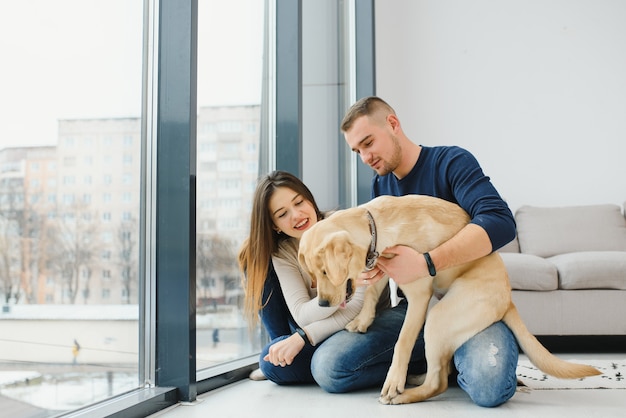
[258,266,518,407]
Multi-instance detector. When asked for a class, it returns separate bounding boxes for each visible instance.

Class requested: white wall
[375,0,626,213]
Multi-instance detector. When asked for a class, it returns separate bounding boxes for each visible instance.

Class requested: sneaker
[249,368,266,381]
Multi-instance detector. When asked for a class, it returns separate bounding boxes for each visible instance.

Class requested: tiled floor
[149,353,626,418]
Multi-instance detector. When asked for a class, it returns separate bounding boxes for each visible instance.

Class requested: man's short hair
[340,96,395,132]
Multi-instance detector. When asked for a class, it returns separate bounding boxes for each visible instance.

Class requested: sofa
[498,202,626,336]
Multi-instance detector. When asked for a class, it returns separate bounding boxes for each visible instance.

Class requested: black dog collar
[364,210,379,271]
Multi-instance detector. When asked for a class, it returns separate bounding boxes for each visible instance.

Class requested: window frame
[62,0,375,416]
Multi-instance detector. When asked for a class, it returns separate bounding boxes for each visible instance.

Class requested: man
[341,96,516,284]
[332,96,518,407]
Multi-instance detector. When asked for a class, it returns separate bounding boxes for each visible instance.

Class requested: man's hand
[263,332,306,367]
[373,224,493,286]
[376,245,428,285]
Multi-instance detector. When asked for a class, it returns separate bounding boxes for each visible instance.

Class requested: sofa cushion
[549,251,626,290]
[498,237,520,253]
[499,252,558,291]
[516,204,626,257]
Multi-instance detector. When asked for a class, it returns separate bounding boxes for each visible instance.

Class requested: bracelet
[423,252,437,277]
[295,327,311,345]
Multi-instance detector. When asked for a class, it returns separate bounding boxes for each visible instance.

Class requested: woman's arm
[272,242,366,345]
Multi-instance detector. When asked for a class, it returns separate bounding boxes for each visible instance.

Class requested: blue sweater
[371,145,516,251]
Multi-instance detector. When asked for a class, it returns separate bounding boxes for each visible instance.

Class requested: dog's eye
[322,270,327,276]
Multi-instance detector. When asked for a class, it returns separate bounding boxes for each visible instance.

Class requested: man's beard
[375,134,402,176]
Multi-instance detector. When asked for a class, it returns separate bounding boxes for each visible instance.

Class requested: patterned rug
[516,359,626,389]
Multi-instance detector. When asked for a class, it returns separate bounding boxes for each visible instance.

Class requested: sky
[0,0,263,149]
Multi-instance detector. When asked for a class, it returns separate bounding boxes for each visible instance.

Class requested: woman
[239,171,427,393]
[238,170,369,384]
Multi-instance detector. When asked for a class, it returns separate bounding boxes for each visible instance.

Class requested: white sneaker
[249,368,266,381]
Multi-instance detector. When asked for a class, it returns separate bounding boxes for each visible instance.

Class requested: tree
[46,203,102,304]
[0,215,20,304]
[117,217,138,304]
[0,177,24,304]
[196,234,237,307]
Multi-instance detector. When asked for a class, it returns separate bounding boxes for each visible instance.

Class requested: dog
[298,194,601,405]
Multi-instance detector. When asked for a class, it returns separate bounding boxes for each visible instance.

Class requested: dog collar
[364,210,379,271]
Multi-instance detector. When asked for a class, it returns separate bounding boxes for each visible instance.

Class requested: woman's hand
[263,332,306,367]
[356,267,385,286]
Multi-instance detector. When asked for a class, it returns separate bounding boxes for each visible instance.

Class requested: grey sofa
[498,202,626,336]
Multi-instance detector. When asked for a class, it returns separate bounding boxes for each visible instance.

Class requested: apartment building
[0,106,260,308]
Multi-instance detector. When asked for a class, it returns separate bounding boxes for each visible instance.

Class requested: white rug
[516,359,626,390]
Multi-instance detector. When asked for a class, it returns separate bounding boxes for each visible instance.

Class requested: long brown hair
[238,171,324,327]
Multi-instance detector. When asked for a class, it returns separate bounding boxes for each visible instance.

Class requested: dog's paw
[379,392,411,405]
[345,320,362,333]
[378,388,405,405]
[345,315,373,333]
[380,376,405,403]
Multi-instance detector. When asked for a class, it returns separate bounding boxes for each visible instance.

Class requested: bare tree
[0,215,20,304]
[0,177,24,305]
[117,217,138,304]
[196,234,237,308]
[20,191,58,304]
[46,203,102,304]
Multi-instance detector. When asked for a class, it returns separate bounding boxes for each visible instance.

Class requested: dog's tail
[502,303,601,379]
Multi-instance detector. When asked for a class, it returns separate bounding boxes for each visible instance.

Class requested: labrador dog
[298,195,601,405]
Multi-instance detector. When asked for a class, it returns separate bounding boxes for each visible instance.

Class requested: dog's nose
[318,299,330,307]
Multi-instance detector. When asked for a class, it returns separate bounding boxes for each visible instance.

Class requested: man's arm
[374,146,515,285]
[376,223,491,285]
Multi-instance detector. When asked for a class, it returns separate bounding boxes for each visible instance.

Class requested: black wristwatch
[296,327,311,345]
[423,252,437,277]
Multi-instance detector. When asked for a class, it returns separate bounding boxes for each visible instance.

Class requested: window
[62,194,75,205]
[0,0,143,414]
[194,0,265,374]
[0,0,362,415]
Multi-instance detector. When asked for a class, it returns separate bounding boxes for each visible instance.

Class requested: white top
[272,238,365,345]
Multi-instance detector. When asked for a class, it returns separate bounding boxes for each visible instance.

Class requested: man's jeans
[258,268,518,407]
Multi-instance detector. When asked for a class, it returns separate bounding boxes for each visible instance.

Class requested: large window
[0,0,143,415]
[0,0,371,416]
[195,0,265,372]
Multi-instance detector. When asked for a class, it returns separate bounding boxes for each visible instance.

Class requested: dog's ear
[298,249,317,288]
[322,231,353,286]
[297,251,308,274]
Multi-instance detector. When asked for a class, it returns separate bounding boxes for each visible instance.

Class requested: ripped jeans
[311,300,519,408]
[258,266,518,407]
